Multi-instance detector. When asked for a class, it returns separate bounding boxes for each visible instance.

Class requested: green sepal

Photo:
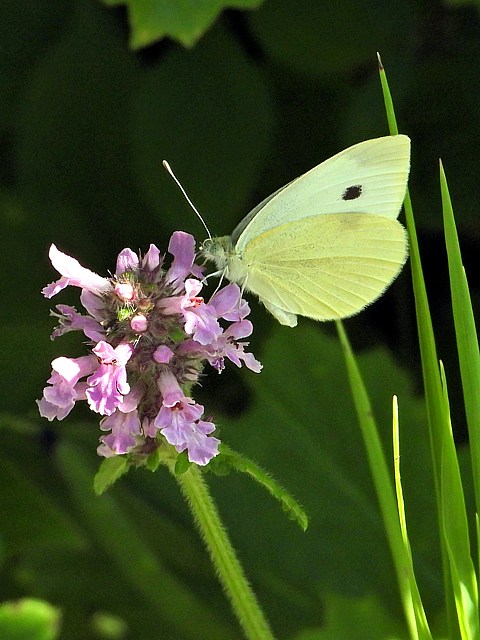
[117,306,133,322]
[169,327,188,343]
[174,451,192,475]
[145,447,162,472]
[93,456,130,495]
[205,453,233,477]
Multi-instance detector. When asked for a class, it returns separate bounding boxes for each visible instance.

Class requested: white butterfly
[199,135,411,327]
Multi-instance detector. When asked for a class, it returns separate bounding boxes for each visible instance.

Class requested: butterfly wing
[241,213,407,325]
[234,135,410,251]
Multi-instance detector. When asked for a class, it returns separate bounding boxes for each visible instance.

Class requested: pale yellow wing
[242,213,407,322]
[235,135,410,251]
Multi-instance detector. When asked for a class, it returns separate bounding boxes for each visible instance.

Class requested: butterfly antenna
[162,160,212,240]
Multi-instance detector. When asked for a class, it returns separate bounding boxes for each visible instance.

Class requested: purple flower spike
[38,232,262,467]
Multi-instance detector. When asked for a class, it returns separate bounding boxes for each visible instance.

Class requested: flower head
[38,232,261,467]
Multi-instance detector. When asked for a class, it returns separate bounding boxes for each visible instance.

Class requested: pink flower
[142,417,157,438]
[38,233,261,468]
[162,415,220,466]
[180,419,220,466]
[178,320,262,374]
[98,408,141,456]
[86,342,133,415]
[37,355,98,421]
[181,279,222,345]
[155,399,220,466]
[130,314,148,332]
[142,244,161,272]
[115,248,139,276]
[154,370,219,465]
[166,232,203,287]
[42,245,111,298]
[115,283,135,301]
[80,289,106,321]
[153,345,174,364]
[155,396,203,432]
[157,370,185,407]
[50,305,105,342]
[209,283,250,322]
[208,321,263,373]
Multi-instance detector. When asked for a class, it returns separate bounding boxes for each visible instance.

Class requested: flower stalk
[175,463,276,640]
[37,233,277,638]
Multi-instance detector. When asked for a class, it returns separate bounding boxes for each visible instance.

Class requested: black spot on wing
[342,184,363,201]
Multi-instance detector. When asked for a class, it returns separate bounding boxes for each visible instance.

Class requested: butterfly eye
[342,184,363,200]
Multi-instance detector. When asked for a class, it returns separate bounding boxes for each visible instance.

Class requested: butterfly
[197,135,411,327]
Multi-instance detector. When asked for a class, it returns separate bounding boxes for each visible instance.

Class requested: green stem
[174,464,276,640]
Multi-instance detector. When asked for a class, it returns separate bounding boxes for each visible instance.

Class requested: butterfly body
[200,135,411,327]
[201,235,248,283]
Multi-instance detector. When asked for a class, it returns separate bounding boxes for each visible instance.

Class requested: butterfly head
[199,236,233,269]
[199,235,248,285]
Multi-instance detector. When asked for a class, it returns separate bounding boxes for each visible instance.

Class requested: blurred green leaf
[0,425,83,555]
[0,0,71,134]
[443,0,478,6]
[0,598,61,640]
[213,444,308,531]
[0,321,60,414]
[15,1,144,255]
[249,0,417,77]
[90,611,128,639]
[131,23,275,238]
[292,593,408,640]
[101,0,263,48]
[93,457,130,495]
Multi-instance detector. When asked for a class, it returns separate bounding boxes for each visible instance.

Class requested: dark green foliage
[1,1,478,637]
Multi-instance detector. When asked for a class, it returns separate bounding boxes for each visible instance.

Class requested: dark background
[1,1,478,638]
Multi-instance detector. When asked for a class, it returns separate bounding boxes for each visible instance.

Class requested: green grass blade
[337,321,428,640]
[439,363,480,639]
[378,54,460,640]
[378,53,444,488]
[393,396,432,639]
[377,52,400,135]
[440,161,480,517]
[477,514,480,586]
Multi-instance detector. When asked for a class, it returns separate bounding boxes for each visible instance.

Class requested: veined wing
[242,213,407,322]
[235,135,410,252]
